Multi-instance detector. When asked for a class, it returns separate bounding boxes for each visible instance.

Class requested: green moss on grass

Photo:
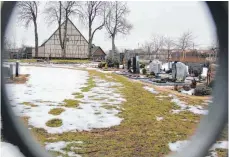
[102,105,119,110]
[46,119,63,127]
[72,92,84,99]
[22,102,38,107]
[72,92,81,95]
[75,95,84,99]
[81,77,96,92]
[48,108,65,115]
[63,99,80,108]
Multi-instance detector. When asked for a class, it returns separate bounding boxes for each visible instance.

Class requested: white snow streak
[169,140,228,157]
[170,95,208,115]
[45,141,83,157]
[143,86,159,94]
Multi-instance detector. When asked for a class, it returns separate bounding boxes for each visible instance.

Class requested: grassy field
[7,59,37,63]
[20,70,227,157]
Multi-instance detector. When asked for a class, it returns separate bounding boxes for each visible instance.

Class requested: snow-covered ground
[169,140,228,157]
[5,66,125,134]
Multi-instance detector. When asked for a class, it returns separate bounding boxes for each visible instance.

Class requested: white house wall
[32,20,88,58]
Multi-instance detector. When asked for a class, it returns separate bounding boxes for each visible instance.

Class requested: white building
[32,19,88,58]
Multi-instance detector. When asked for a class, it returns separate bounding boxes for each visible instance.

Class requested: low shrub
[114,60,119,68]
[104,63,108,69]
[150,72,155,76]
[194,86,212,96]
[98,62,106,68]
[142,68,147,75]
[190,79,197,88]
[140,64,145,69]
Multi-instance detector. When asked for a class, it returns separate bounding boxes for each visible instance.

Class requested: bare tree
[17,1,39,58]
[164,37,174,61]
[150,34,164,59]
[81,1,107,58]
[105,1,132,59]
[44,2,63,53]
[44,1,81,58]
[209,39,219,61]
[141,41,152,53]
[177,31,193,58]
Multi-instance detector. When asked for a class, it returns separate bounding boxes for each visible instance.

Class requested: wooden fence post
[10,64,14,79]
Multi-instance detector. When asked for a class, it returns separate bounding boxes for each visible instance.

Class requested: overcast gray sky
[6,1,217,52]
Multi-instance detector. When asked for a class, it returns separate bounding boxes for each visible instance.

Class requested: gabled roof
[92,46,106,56]
[40,18,88,47]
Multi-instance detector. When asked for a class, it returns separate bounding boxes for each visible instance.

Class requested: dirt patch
[5,74,30,84]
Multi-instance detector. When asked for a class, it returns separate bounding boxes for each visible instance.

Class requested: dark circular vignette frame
[1,2,228,157]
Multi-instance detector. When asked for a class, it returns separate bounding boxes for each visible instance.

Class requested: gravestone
[201,67,208,78]
[172,62,188,81]
[15,61,19,77]
[127,59,131,70]
[133,57,136,73]
[186,65,189,75]
[149,60,161,74]
[136,56,140,74]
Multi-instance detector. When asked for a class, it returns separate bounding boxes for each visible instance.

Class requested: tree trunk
[63,16,68,58]
[58,2,63,57]
[112,34,115,59]
[58,22,63,49]
[62,15,68,58]
[34,21,38,58]
[168,50,170,61]
[88,22,92,59]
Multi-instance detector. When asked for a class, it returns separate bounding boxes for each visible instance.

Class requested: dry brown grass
[6,74,30,84]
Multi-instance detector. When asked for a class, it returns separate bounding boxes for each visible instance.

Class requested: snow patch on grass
[169,140,228,157]
[181,89,195,95]
[156,116,163,121]
[45,141,82,157]
[170,95,208,115]
[143,86,159,94]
